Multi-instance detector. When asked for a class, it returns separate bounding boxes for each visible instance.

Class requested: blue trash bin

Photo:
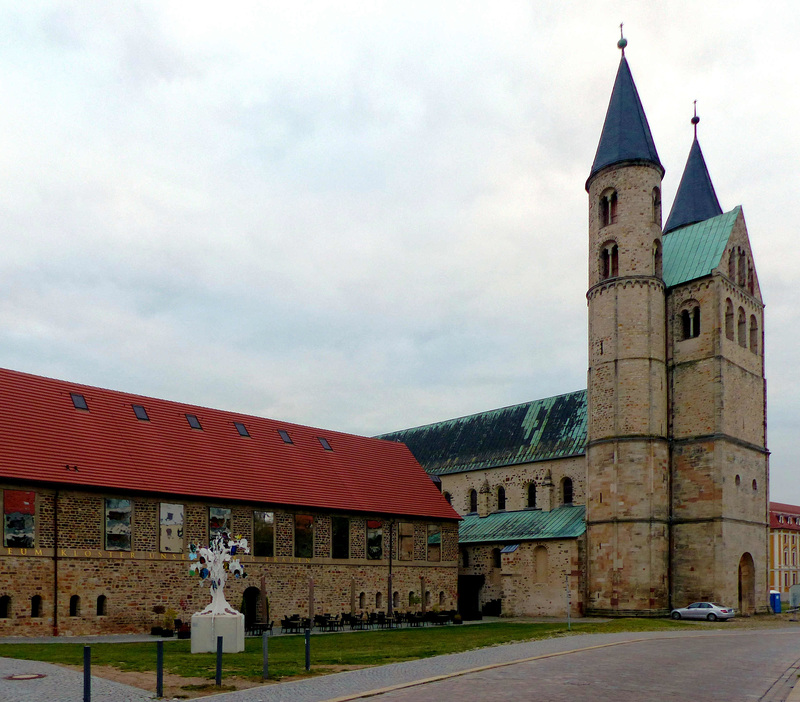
[770,590,781,614]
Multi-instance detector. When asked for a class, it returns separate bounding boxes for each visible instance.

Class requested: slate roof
[663,137,723,234]
[588,56,662,184]
[662,207,740,287]
[0,368,459,521]
[378,390,587,476]
[459,505,586,544]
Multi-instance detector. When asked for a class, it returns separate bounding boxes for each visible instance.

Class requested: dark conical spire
[663,110,722,234]
[587,41,662,187]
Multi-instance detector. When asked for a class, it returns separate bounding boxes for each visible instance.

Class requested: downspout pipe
[53,489,59,637]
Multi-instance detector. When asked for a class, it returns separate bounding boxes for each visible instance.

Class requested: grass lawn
[0,618,701,682]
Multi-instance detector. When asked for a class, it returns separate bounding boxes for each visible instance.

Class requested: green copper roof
[378,390,587,476]
[662,207,740,287]
[459,505,586,544]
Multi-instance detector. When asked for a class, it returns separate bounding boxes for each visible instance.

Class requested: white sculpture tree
[188,532,249,616]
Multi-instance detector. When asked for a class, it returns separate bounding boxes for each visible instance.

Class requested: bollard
[262,631,269,680]
[156,640,164,698]
[304,628,311,671]
[216,635,223,686]
[83,645,91,702]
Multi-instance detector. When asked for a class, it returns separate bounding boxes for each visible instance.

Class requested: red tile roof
[0,368,459,521]
[770,502,800,531]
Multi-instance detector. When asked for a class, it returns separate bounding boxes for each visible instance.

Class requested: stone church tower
[585,39,768,615]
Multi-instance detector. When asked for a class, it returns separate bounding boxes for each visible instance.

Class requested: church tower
[584,36,670,615]
[663,108,769,614]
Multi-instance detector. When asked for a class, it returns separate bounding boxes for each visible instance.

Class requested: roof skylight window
[70,393,88,411]
[278,429,293,444]
[186,414,202,430]
[318,437,333,451]
[132,404,150,421]
[234,421,250,437]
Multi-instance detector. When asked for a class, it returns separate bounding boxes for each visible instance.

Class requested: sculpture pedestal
[190,612,245,653]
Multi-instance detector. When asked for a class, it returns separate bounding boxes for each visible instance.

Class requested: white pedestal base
[190,612,245,653]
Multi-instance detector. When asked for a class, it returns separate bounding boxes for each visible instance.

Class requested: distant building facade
[769,502,800,596]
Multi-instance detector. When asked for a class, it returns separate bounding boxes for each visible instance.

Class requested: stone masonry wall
[0,486,457,636]
[439,456,585,518]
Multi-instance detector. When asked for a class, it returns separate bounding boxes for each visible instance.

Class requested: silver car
[670,602,735,621]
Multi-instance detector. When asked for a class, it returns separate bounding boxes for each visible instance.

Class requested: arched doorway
[242,587,261,627]
[738,553,755,615]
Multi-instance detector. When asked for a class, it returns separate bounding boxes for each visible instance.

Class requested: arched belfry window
[653,240,662,277]
[725,299,734,340]
[737,248,746,287]
[728,250,736,280]
[747,266,755,295]
[468,489,477,514]
[652,187,661,225]
[600,242,619,280]
[749,315,758,354]
[496,486,506,511]
[600,189,618,227]
[738,307,747,347]
[680,305,700,340]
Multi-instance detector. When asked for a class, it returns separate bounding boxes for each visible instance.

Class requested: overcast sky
[1,2,798,503]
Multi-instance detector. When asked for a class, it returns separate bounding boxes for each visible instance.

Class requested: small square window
[278,429,293,444]
[132,404,149,421]
[318,437,332,451]
[70,393,88,410]
[185,414,202,430]
[234,422,250,437]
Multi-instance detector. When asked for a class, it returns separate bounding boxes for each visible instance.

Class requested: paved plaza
[1,627,800,701]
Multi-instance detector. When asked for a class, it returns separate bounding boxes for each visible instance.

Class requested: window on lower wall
[527,483,537,509]
[209,507,231,541]
[31,595,42,618]
[253,511,275,557]
[331,516,350,559]
[69,595,80,617]
[398,522,414,561]
[294,514,313,558]
[160,503,184,553]
[0,596,9,618]
[105,499,132,551]
[427,524,441,562]
[96,595,107,616]
[468,490,478,513]
[366,520,383,560]
[562,477,574,506]
[3,490,35,548]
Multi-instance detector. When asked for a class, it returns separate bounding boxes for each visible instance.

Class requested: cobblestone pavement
[204,628,800,702]
[0,628,799,702]
[0,654,157,702]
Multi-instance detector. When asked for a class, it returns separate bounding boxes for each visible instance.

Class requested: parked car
[670,602,735,621]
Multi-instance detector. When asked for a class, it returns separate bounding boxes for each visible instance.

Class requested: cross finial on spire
[617,23,627,54]
[691,100,700,139]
